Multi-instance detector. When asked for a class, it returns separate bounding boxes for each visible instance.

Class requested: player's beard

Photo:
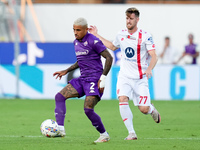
[126,20,137,31]
[127,24,135,30]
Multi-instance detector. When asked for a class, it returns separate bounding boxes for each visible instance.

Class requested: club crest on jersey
[75,49,89,56]
[84,41,88,46]
[125,47,135,58]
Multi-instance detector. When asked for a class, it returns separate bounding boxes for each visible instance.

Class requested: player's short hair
[125,7,140,17]
[165,36,170,40]
[74,17,88,27]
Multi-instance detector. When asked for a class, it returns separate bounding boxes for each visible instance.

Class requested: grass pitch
[0,99,200,150]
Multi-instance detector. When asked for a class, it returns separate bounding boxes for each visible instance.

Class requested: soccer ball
[40,119,59,137]
[183,55,193,64]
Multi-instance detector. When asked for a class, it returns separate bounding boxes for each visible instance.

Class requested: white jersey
[113,28,156,79]
[161,46,178,64]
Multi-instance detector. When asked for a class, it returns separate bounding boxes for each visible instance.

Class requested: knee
[84,108,93,116]
[119,96,129,103]
[139,106,149,114]
[55,93,66,102]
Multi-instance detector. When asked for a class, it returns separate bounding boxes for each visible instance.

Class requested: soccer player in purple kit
[176,33,199,64]
[53,18,113,143]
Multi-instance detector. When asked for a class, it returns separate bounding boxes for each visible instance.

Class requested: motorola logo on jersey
[125,47,135,58]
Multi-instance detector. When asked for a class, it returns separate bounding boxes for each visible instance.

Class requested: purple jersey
[185,44,197,64]
[74,33,106,81]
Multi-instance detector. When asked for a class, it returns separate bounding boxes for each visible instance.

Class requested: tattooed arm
[53,61,79,80]
[100,49,113,76]
[98,49,113,93]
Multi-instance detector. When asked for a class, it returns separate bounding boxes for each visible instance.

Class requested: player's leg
[135,78,161,123]
[117,75,137,140]
[149,103,161,123]
[138,105,161,123]
[84,95,110,143]
[119,96,137,140]
[55,83,79,136]
[82,78,110,143]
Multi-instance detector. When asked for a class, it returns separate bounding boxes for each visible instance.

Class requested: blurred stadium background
[0,0,200,100]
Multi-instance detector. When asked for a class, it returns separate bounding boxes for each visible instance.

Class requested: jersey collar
[126,28,139,40]
[78,32,89,42]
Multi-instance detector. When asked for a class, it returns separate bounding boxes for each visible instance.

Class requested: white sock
[100,131,109,136]
[58,125,65,131]
[119,102,135,134]
[147,104,155,114]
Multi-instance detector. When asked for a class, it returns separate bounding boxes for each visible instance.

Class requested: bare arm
[98,49,113,93]
[160,45,167,58]
[175,51,199,64]
[53,61,79,80]
[89,25,118,51]
[66,61,79,72]
[175,52,186,64]
[144,50,158,79]
[101,49,113,75]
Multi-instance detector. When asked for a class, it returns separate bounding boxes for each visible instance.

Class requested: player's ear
[136,17,139,23]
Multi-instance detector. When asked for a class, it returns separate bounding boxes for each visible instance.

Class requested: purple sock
[84,108,106,134]
[54,93,66,126]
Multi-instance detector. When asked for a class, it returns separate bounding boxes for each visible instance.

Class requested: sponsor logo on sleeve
[148,37,154,44]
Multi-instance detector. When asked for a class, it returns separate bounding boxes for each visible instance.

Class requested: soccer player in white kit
[89,7,161,140]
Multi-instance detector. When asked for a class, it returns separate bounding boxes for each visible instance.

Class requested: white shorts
[117,74,151,106]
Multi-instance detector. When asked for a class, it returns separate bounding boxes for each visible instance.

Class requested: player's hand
[98,80,104,93]
[185,53,192,56]
[89,25,98,36]
[173,62,177,64]
[159,52,164,58]
[144,69,152,80]
[53,70,67,80]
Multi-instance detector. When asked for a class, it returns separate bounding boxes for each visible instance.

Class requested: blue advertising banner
[0,42,77,64]
[1,42,199,100]
[0,42,121,65]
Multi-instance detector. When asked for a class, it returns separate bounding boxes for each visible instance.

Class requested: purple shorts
[69,77,103,99]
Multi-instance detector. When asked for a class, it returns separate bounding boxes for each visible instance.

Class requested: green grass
[0,99,200,150]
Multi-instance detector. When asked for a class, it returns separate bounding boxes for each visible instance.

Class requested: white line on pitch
[0,136,199,140]
[144,138,200,140]
[0,135,43,138]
